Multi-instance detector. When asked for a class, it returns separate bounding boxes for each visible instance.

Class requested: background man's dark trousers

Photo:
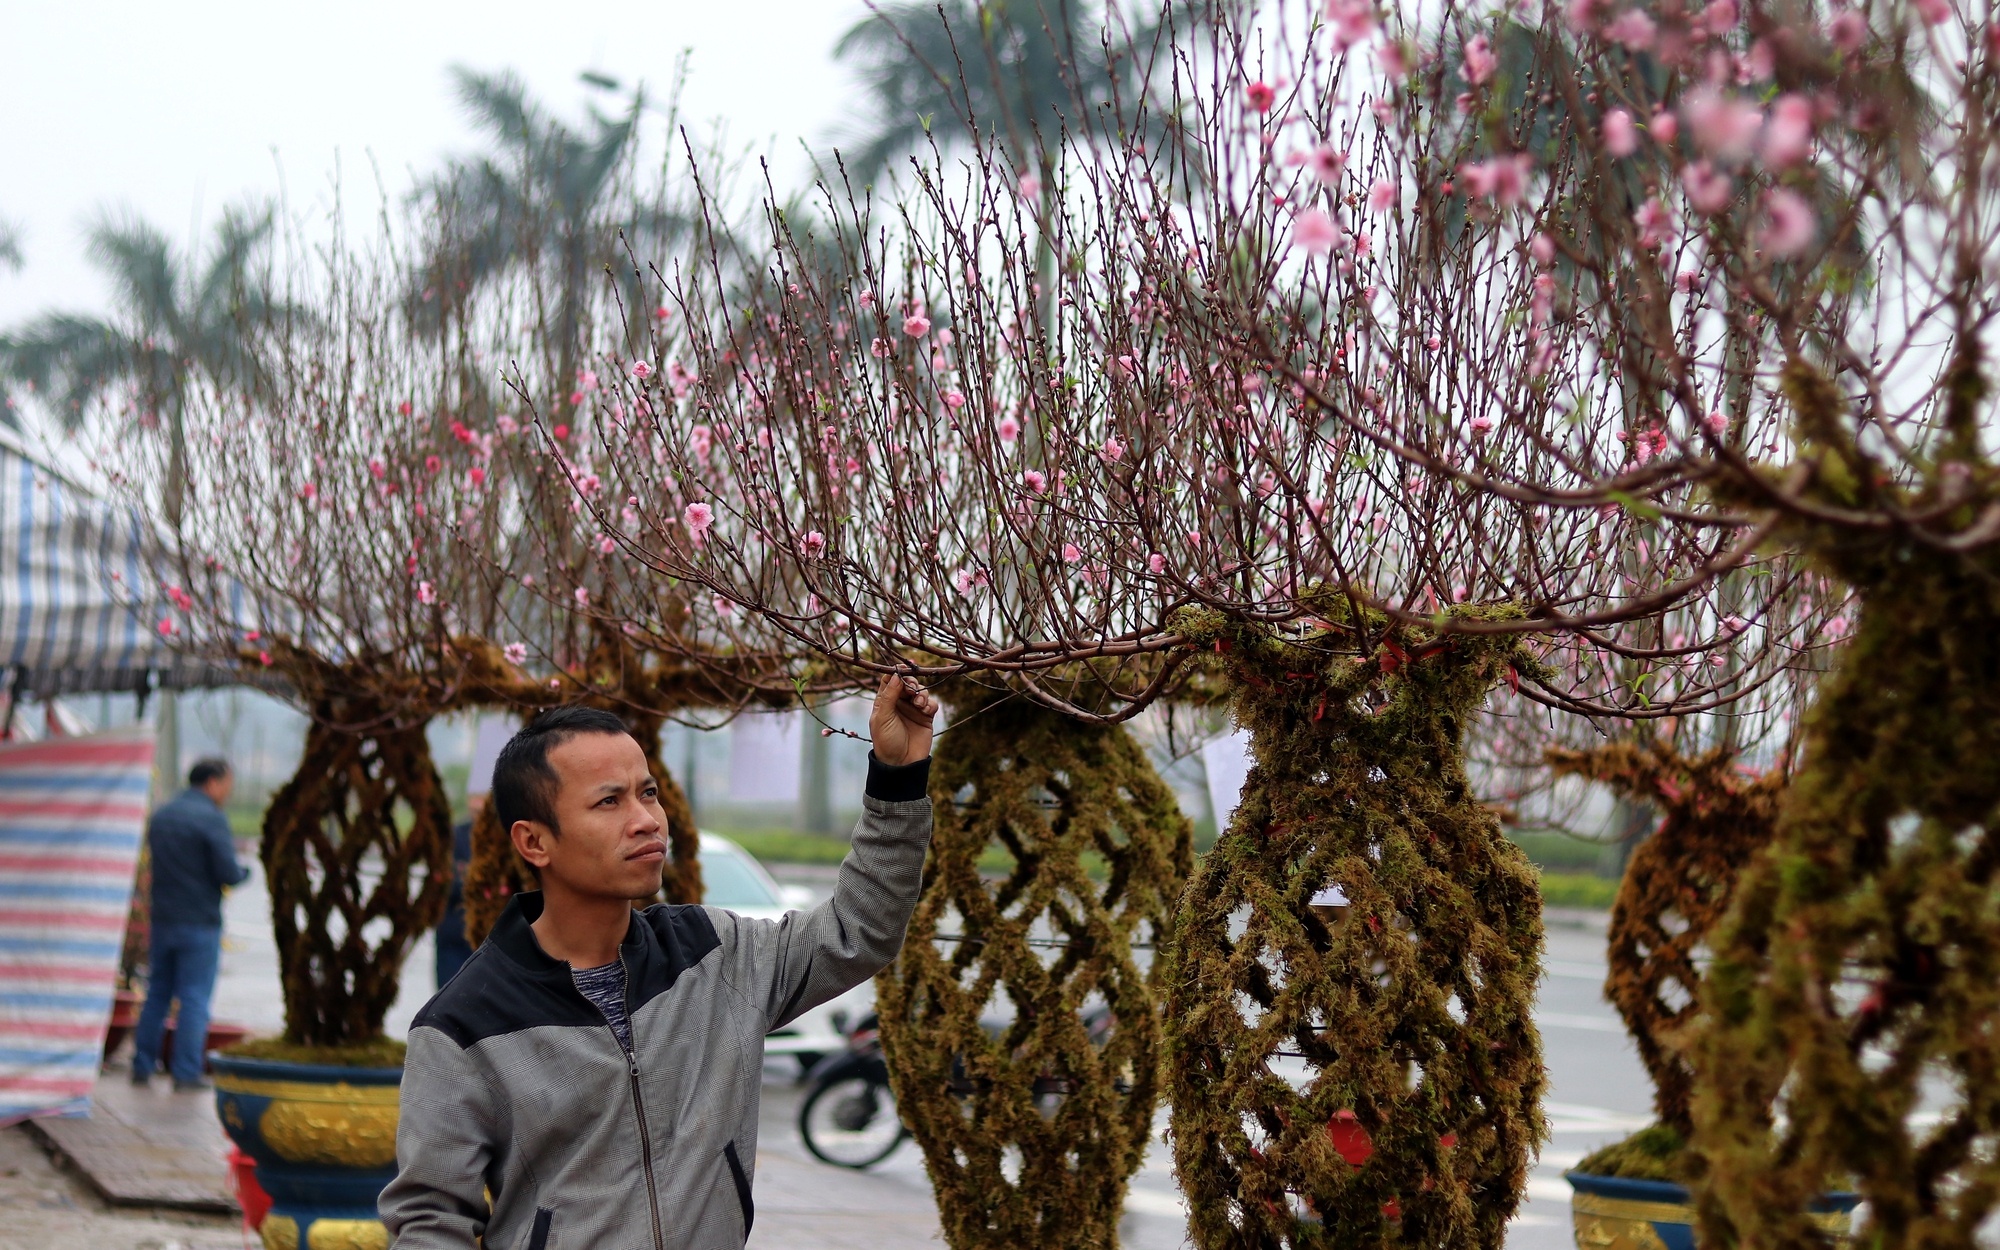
[131,922,223,1084]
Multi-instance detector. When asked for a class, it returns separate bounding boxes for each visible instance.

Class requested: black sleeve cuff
[865,751,932,802]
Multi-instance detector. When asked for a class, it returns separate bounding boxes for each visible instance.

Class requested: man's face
[514,732,667,901]
[203,771,235,807]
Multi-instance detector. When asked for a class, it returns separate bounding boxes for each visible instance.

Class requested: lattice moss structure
[1686,370,2000,1250]
[260,684,454,1048]
[875,686,1193,1250]
[1164,608,1545,1250]
[1545,741,1782,1138]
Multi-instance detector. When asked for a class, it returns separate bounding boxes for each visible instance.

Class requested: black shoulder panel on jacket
[629,903,722,1016]
[410,894,723,1049]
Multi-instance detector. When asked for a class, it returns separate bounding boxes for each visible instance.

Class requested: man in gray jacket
[381,674,937,1250]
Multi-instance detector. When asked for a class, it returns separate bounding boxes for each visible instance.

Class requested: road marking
[1527,1177,1576,1203]
[1123,1188,1188,1218]
[1537,1011,1627,1033]
[1543,960,1610,981]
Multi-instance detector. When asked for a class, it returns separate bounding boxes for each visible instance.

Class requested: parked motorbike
[797,1012,908,1169]
[797,1004,1122,1169]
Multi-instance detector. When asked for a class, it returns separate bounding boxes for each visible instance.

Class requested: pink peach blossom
[419,581,437,605]
[1292,208,1340,252]
[800,531,826,558]
[631,361,653,379]
[997,416,1021,444]
[1367,179,1397,212]
[1245,81,1277,112]
[683,501,714,537]
[1759,188,1816,256]
[1651,110,1680,144]
[1681,160,1734,214]
[1101,436,1126,462]
[1148,552,1166,573]
[1459,154,1533,206]
[1062,543,1083,563]
[1531,232,1556,265]
[1326,0,1378,47]
[1634,199,1677,248]
[574,587,590,607]
[1761,94,1813,168]
[1828,10,1869,50]
[504,642,529,665]
[1462,35,1497,85]
[1602,108,1638,156]
[1605,9,1657,49]
[1913,0,1949,25]
[1684,86,1763,162]
[1309,146,1348,184]
[903,314,931,338]
[1023,469,1048,492]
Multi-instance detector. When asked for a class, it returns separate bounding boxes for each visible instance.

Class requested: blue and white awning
[0,433,235,697]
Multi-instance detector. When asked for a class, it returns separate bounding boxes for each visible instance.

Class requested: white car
[696,833,873,1074]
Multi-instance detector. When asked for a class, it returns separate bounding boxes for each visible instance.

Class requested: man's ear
[511,820,556,870]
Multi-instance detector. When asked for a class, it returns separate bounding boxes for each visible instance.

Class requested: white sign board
[729,713,802,803]
[1202,730,1254,832]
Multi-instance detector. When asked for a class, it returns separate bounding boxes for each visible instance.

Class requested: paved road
[56,858,1640,1250]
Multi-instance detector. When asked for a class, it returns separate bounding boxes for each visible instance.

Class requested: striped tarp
[0,727,154,1123]
[0,432,238,697]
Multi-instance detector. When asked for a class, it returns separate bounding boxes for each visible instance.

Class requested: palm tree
[0,204,280,523]
[831,0,1163,190]
[413,68,683,415]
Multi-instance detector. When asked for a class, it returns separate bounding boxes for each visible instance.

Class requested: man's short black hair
[188,758,231,788]
[492,706,635,836]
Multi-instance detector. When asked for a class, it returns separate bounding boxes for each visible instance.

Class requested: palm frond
[84,210,182,331]
[0,218,22,272]
[0,312,136,432]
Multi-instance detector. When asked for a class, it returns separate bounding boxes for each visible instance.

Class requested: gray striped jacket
[380,758,932,1250]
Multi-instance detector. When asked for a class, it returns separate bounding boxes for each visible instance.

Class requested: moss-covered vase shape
[1164,611,1545,1250]
[212,1053,399,1250]
[875,688,1192,1249]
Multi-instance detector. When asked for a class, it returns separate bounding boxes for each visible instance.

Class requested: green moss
[1538,872,1619,909]
[722,829,853,866]
[220,1035,407,1068]
[1577,1124,1690,1183]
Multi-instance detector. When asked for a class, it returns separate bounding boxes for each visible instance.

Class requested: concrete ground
[0,1124,242,1250]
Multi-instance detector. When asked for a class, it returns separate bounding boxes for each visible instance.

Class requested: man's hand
[869,674,938,766]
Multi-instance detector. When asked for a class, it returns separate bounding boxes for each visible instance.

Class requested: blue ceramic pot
[210,1052,401,1250]
[1565,1171,1859,1250]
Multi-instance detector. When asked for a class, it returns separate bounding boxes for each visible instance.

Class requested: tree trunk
[262,713,453,1047]
[875,689,1192,1250]
[1165,612,1545,1250]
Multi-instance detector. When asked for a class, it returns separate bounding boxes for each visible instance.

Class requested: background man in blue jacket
[132,757,250,1090]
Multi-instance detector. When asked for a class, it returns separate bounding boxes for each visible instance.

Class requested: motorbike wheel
[799,1074,907,1169]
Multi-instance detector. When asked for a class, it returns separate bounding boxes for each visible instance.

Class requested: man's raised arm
[720,674,938,1029]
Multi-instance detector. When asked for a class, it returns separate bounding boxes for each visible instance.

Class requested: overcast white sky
[0,0,873,332]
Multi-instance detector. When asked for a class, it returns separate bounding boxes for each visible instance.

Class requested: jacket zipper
[625,1043,666,1250]
[579,957,666,1250]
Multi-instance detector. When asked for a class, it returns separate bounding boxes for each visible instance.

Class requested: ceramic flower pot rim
[1564,1169,1860,1213]
[208,1052,403,1085]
